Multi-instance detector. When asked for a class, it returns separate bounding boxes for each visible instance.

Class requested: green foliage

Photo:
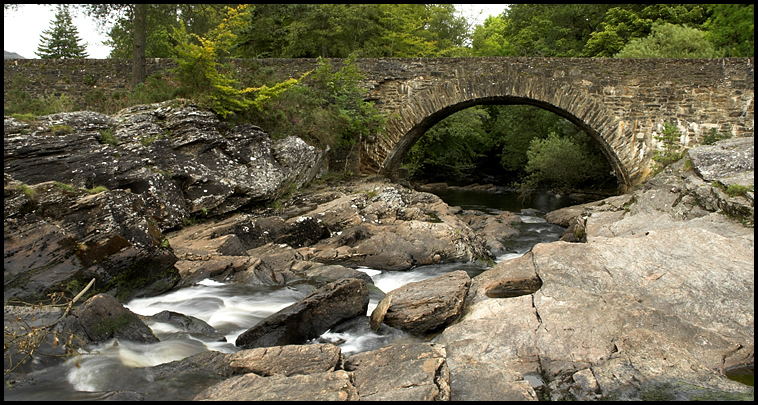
[245,54,386,159]
[98,129,117,146]
[86,186,108,195]
[4,77,75,116]
[171,5,305,118]
[725,184,752,198]
[652,122,685,168]
[49,125,73,136]
[234,4,471,58]
[701,127,732,145]
[35,5,89,59]
[615,22,722,58]
[501,4,616,57]
[16,184,37,201]
[517,132,611,197]
[53,182,78,193]
[703,4,754,57]
[471,15,513,56]
[404,107,493,181]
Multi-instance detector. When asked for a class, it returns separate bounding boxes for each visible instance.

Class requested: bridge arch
[363,73,633,189]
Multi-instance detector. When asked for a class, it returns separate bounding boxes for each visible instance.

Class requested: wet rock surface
[373,270,470,335]
[235,278,369,350]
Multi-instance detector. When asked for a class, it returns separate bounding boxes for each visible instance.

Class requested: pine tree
[35,5,89,59]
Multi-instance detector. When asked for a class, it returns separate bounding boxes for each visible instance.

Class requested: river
[5,188,576,400]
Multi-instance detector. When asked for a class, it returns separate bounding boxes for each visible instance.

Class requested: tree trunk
[130,3,147,90]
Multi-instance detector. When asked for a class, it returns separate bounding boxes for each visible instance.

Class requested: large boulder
[4,101,327,229]
[371,270,470,335]
[235,278,369,349]
[57,293,158,345]
[159,178,495,287]
[301,182,493,270]
[4,176,180,303]
[228,343,342,376]
[194,370,359,401]
[438,215,753,401]
[343,342,450,401]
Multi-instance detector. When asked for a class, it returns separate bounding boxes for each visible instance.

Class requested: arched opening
[378,97,622,195]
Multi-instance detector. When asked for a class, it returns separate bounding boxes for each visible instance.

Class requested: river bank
[4,104,754,400]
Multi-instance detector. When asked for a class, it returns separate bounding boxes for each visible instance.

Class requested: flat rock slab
[688,137,754,182]
[228,343,342,376]
[344,342,450,401]
[235,278,369,349]
[193,370,359,401]
[377,270,470,335]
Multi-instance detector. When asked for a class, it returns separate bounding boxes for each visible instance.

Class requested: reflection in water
[6,189,572,399]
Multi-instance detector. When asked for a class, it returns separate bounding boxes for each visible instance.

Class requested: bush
[517,132,609,197]
[652,122,685,168]
[615,22,722,58]
[701,127,732,145]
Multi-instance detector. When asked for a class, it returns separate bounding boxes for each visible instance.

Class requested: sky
[4,4,508,60]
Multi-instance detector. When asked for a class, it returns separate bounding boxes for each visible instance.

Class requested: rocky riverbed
[4,102,754,400]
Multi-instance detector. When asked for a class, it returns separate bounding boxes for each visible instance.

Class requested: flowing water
[5,189,576,400]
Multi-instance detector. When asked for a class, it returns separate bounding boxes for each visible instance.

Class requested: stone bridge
[4,57,754,189]
[256,57,754,189]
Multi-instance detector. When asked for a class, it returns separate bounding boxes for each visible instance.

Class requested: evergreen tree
[35,5,89,59]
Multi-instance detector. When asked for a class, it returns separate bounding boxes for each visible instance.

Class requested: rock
[136,350,234,400]
[302,264,374,285]
[466,250,542,304]
[302,182,493,270]
[228,343,342,376]
[437,223,754,400]
[194,370,359,401]
[235,278,369,349]
[458,210,521,252]
[559,215,587,242]
[445,357,538,401]
[344,342,450,401]
[58,294,158,345]
[4,101,327,230]
[4,177,180,303]
[149,310,224,340]
[687,137,754,183]
[378,270,470,335]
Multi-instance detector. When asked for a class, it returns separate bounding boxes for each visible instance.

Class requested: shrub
[652,122,685,168]
[701,127,732,145]
[517,131,609,198]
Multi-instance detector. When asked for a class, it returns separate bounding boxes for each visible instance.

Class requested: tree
[35,5,89,59]
[703,4,754,57]
[471,15,513,56]
[502,4,614,57]
[614,22,722,58]
[404,107,493,181]
[518,132,609,196]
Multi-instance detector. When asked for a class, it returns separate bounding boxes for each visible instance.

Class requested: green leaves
[614,22,722,58]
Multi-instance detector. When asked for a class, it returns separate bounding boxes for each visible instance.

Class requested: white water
[6,206,567,399]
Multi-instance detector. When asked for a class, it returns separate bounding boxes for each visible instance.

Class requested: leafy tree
[502,4,614,57]
[35,5,89,59]
[703,4,754,57]
[583,6,651,57]
[517,132,610,196]
[471,15,513,56]
[404,107,493,181]
[103,4,233,59]
[172,5,303,118]
[615,22,722,58]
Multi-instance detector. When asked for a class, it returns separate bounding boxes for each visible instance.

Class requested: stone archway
[362,74,634,190]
